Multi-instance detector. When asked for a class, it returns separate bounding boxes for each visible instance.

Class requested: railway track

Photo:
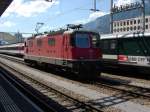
[0,66,58,112]
[95,81,150,100]
[0,54,103,112]
[1,54,150,109]
[1,54,150,99]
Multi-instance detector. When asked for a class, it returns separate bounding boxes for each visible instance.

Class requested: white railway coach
[0,43,24,57]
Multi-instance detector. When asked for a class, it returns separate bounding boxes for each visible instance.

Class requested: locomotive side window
[75,33,90,48]
[48,38,55,46]
[37,39,42,46]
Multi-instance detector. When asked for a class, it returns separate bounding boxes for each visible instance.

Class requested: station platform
[0,73,44,112]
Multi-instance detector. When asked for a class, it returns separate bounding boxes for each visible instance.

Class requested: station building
[84,0,150,34]
[113,15,150,34]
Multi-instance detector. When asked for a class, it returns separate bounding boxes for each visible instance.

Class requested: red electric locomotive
[24,25,101,79]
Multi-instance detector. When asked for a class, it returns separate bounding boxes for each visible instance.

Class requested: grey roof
[0,0,13,16]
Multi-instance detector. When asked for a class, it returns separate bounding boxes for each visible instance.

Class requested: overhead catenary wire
[44,2,93,22]
[40,1,101,31]
[1,0,99,34]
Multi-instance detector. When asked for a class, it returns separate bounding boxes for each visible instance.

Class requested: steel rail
[0,65,58,112]
[1,54,150,100]
[96,82,150,99]
[0,54,103,112]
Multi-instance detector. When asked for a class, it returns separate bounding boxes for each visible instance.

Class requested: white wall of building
[113,16,150,34]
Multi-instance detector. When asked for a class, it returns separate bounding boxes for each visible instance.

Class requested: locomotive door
[62,35,69,65]
[24,41,28,54]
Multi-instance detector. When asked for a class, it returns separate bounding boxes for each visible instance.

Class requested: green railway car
[101,32,150,74]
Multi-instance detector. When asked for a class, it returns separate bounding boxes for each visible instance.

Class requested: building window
[134,20,136,24]
[127,27,129,31]
[146,18,148,23]
[120,28,122,32]
[127,20,129,25]
[134,26,136,30]
[130,27,133,31]
[130,21,133,25]
[114,23,116,27]
[48,38,55,46]
[120,22,122,26]
[117,29,120,32]
[113,29,116,32]
[138,19,140,24]
[138,26,140,30]
[123,27,126,31]
[145,25,148,29]
[124,21,126,26]
[117,22,119,26]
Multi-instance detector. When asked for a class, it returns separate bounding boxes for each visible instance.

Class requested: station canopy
[0,0,13,16]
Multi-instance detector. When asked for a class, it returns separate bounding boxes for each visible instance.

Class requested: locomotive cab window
[75,33,90,48]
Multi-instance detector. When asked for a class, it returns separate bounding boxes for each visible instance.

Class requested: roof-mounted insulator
[67,24,83,30]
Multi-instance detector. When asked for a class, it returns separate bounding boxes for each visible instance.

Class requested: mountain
[83,1,150,34]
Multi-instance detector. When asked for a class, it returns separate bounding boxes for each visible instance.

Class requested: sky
[0,0,139,34]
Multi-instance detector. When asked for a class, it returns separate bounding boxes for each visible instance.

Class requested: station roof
[0,0,13,16]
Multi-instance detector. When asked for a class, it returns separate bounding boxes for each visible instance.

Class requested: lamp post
[141,0,145,32]
[110,0,113,33]
[90,0,100,12]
